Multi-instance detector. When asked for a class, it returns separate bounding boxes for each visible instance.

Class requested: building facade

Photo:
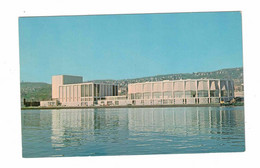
[40,75,234,107]
[128,79,234,105]
[52,75,83,100]
[52,75,118,106]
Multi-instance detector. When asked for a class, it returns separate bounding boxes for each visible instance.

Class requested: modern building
[52,75,118,106]
[128,79,234,105]
[40,75,234,107]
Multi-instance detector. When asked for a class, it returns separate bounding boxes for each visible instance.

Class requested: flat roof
[128,79,233,85]
[60,82,118,86]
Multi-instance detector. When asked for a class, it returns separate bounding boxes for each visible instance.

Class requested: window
[94,84,97,96]
[185,91,196,97]
[135,93,142,99]
[81,85,84,97]
[144,93,151,99]
[153,92,162,99]
[85,85,89,97]
[174,91,184,98]
[163,91,172,99]
[210,90,219,97]
[221,90,228,97]
[89,85,92,96]
[198,90,208,97]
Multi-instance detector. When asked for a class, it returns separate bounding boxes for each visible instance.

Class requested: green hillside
[20,82,51,102]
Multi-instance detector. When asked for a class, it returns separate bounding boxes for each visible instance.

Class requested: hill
[20,82,51,102]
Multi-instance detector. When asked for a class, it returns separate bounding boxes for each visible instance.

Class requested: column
[195,80,198,104]
[183,80,186,104]
[172,81,174,104]
[227,80,230,98]
[208,79,210,104]
[218,80,221,102]
[162,81,164,104]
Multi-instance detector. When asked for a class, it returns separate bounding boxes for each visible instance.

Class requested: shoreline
[21,103,243,110]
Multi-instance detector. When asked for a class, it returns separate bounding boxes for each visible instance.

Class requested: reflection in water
[22,107,245,157]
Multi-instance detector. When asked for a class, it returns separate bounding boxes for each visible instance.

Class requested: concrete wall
[128,79,234,105]
[40,100,58,107]
[58,82,118,106]
[98,100,132,106]
[52,75,83,100]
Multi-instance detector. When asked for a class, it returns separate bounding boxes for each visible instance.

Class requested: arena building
[128,79,234,105]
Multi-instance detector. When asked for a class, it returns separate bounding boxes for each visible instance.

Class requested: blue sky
[19,12,243,83]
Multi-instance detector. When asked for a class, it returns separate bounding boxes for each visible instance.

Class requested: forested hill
[20,82,51,102]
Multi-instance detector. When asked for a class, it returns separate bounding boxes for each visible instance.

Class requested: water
[21,106,245,157]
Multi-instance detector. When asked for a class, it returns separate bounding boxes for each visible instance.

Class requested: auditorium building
[40,75,234,107]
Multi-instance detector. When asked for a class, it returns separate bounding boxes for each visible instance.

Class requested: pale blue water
[21,106,245,157]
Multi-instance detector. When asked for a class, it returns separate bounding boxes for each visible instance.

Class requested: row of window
[131,98,221,105]
[80,84,118,97]
[129,90,233,99]
[129,81,233,92]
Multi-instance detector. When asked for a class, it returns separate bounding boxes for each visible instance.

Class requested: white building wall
[128,79,234,105]
[52,75,83,100]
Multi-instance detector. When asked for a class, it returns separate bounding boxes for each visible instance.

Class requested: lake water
[21,106,245,157]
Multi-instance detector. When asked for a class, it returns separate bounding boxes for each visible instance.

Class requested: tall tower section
[52,75,83,100]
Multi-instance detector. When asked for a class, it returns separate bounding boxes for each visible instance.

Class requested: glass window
[210,90,219,97]
[81,85,84,97]
[131,93,134,99]
[144,93,151,99]
[174,91,184,98]
[198,90,208,97]
[135,93,142,99]
[85,85,89,97]
[97,84,100,97]
[89,84,92,96]
[221,90,228,97]
[163,91,172,99]
[185,91,196,97]
[153,92,162,99]
[94,84,97,96]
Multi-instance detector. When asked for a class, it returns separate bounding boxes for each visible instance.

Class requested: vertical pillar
[65,86,67,102]
[100,84,102,100]
[151,83,153,104]
[218,80,221,97]
[58,86,60,102]
[183,80,186,104]
[75,85,77,102]
[92,83,94,102]
[172,81,174,104]
[142,83,144,101]
[69,85,71,102]
[208,79,210,104]
[195,80,198,104]
[227,80,230,98]
[232,80,234,98]
[162,81,164,104]
[218,80,221,102]
[71,86,73,102]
